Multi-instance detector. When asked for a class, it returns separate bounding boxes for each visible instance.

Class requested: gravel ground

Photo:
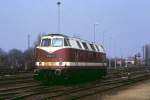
[82,79,150,100]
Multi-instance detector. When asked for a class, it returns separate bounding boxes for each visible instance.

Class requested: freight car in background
[34,34,107,82]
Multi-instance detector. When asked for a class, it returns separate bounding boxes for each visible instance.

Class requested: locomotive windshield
[52,38,63,47]
[41,39,51,46]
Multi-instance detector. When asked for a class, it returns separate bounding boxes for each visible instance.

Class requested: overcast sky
[0,0,150,57]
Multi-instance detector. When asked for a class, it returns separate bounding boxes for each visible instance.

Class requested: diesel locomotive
[34,34,107,82]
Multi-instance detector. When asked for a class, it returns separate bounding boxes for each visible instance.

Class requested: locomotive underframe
[34,66,107,83]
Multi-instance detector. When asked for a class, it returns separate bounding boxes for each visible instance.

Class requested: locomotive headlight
[54,69,62,75]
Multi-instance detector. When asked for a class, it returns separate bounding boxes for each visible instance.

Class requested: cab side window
[64,39,71,46]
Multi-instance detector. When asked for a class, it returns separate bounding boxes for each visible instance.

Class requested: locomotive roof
[44,34,92,43]
[46,34,68,38]
[43,34,103,44]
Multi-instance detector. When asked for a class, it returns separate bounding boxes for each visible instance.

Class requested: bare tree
[0,48,8,67]
[8,49,23,69]
[23,48,35,70]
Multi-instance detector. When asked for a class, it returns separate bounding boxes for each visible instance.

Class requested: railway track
[0,73,44,100]
[24,73,150,100]
[0,68,150,100]
[0,73,34,80]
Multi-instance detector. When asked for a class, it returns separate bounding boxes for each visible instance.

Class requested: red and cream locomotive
[35,34,107,81]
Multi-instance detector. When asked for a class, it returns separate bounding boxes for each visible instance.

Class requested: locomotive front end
[34,34,70,81]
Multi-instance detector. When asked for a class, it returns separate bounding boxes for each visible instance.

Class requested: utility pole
[93,23,99,43]
[102,31,104,46]
[28,34,30,49]
[114,58,117,69]
[57,1,61,33]
[109,58,111,69]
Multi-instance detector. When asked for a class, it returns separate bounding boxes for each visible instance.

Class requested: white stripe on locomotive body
[36,62,107,67]
[37,34,105,53]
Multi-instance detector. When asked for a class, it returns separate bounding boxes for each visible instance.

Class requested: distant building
[143,44,150,65]
[116,58,125,67]
[125,57,135,66]
[107,58,125,68]
[125,54,142,67]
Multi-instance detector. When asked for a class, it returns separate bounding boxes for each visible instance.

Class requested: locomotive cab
[35,34,71,79]
[35,35,71,67]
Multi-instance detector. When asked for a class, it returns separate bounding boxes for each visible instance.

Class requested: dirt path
[82,79,150,100]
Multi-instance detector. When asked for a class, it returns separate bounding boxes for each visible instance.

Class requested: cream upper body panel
[37,34,105,54]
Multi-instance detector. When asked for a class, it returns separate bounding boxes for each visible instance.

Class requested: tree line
[0,34,45,72]
[0,48,35,71]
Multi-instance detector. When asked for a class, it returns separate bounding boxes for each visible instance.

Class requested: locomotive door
[75,50,79,66]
